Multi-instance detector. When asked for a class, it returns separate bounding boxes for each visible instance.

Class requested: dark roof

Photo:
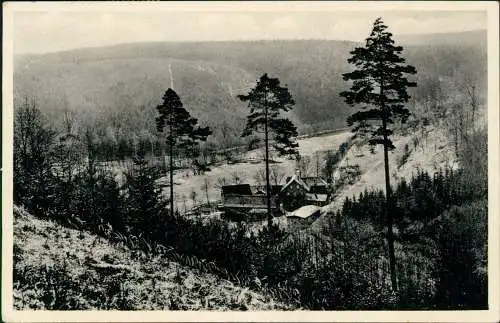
[223,195,279,209]
[249,185,283,195]
[302,177,328,187]
[305,193,329,202]
[223,184,283,196]
[281,175,310,192]
[222,184,252,196]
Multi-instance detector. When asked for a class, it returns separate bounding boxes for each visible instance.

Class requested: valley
[14,32,486,152]
[10,21,489,311]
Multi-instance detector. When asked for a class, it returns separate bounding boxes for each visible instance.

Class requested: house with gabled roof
[220,171,331,220]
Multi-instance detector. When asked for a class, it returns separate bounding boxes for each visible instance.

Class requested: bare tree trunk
[382,116,398,292]
[169,115,175,217]
[86,131,97,219]
[379,76,398,292]
[469,84,477,128]
[459,109,465,145]
[150,138,155,157]
[264,89,272,226]
[204,179,210,207]
[316,151,320,178]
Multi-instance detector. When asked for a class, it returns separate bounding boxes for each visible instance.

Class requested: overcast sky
[13,7,486,55]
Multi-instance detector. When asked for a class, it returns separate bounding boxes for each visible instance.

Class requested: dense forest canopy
[14,31,486,158]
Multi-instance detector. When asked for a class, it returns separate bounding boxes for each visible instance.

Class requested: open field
[157,125,456,235]
[104,124,456,236]
[159,130,353,211]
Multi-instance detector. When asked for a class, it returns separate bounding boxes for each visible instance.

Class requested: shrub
[122,154,166,237]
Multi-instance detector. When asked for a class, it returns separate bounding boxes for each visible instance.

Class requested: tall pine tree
[339,18,417,291]
[238,73,299,226]
[156,88,212,216]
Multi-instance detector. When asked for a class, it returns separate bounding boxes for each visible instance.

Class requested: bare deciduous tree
[465,83,479,126]
[314,152,322,178]
[254,168,265,187]
[270,165,286,186]
[181,194,187,214]
[296,154,311,177]
[202,177,211,206]
[190,190,198,208]
[214,177,229,190]
[231,171,244,184]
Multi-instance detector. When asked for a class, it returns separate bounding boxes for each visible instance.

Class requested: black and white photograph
[2,1,499,322]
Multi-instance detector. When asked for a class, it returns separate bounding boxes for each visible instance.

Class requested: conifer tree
[238,73,298,225]
[71,129,104,227]
[94,170,123,231]
[340,18,417,291]
[123,151,166,237]
[156,88,212,216]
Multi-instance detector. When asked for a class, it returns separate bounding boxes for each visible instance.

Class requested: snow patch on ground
[312,126,456,233]
[13,205,288,310]
[163,131,352,211]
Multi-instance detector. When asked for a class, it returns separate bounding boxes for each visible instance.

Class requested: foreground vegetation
[13,205,288,310]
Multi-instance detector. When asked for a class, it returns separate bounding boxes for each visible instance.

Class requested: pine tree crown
[340,18,417,150]
[156,88,212,149]
[238,73,299,156]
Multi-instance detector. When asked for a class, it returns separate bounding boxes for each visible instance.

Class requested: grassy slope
[13,206,288,310]
[310,125,457,232]
[329,126,455,210]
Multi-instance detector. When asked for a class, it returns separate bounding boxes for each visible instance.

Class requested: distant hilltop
[13,30,486,145]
